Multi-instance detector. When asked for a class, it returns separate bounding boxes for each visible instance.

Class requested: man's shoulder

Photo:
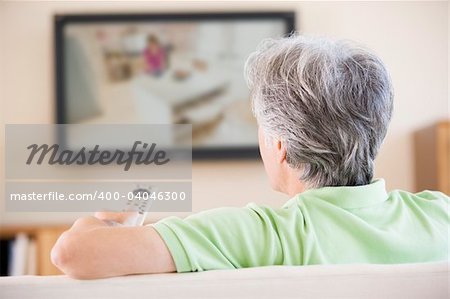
[391,189,449,202]
[388,189,449,215]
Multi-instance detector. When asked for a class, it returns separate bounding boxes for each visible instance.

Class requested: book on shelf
[27,239,37,275]
[0,238,11,276]
[9,233,29,276]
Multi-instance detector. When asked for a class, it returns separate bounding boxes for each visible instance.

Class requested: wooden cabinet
[0,225,68,275]
[414,121,450,194]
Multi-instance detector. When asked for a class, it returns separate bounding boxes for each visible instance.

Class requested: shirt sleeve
[152,203,304,272]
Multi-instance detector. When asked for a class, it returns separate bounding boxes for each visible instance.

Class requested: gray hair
[244,35,393,188]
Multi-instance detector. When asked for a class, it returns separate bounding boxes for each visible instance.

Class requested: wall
[0,1,448,225]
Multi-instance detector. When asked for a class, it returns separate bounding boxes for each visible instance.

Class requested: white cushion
[0,262,448,299]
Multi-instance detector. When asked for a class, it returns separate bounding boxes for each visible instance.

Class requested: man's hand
[94,211,136,226]
[70,215,109,231]
[51,215,176,279]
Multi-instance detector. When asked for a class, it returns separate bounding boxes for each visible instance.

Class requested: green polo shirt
[153,179,449,272]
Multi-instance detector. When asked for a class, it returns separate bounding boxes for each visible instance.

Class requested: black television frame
[54,11,296,159]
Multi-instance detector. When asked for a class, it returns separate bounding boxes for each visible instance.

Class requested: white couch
[0,262,448,299]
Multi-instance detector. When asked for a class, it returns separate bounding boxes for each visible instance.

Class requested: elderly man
[51,35,449,279]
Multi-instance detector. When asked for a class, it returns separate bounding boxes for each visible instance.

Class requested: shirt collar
[295,179,389,209]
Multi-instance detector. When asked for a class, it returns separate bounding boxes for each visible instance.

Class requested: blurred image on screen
[62,18,288,148]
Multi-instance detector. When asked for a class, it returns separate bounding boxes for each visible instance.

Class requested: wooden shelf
[0,225,69,275]
[414,120,450,194]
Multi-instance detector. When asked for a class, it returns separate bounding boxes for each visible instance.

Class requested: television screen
[55,12,295,158]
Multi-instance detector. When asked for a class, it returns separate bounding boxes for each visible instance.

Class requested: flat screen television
[55,12,295,158]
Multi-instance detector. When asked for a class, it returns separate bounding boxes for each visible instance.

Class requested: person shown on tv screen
[143,34,166,76]
[51,34,449,279]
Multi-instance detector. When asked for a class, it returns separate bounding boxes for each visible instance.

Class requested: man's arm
[51,216,176,279]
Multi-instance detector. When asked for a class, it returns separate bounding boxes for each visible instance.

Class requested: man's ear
[275,139,287,164]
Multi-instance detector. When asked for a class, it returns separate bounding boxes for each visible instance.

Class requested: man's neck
[282,168,307,197]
